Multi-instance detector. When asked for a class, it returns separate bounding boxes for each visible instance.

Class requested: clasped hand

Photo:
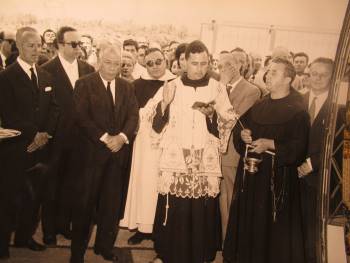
[104,134,125,153]
[27,132,50,153]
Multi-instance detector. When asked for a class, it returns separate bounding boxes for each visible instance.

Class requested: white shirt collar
[58,53,79,88]
[309,89,328,104]
[17,56,37,79]
[58,53,78,68]
[99,73,116,103]
[141,69,176,81]
[99,74,116,88]
[0,52,6,64]
[309,89,329,116]
[227,76,243,94]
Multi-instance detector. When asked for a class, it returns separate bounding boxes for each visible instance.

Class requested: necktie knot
[30,67,38,90]
[106,81,114,105]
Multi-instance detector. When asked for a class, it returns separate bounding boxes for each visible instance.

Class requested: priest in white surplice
[119,48,176,244]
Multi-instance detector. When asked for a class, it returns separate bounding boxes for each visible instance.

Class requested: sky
[1,0,348,34]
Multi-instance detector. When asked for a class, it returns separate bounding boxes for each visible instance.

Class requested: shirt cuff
[100,132,108,143]
[306,157,313,171]
[119,132,129,144]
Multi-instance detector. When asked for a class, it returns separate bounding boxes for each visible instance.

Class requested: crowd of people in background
[0,25,337,263]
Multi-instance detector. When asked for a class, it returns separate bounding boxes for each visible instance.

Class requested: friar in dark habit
[223,58,310,263]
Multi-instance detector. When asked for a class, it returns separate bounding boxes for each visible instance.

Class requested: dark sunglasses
[61,41,82,48]
[146,58,163,67]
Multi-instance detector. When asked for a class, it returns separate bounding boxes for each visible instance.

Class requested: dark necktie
[106,81,114,107]
[309,96,317,124]
[226,84,232,96]
[30,67,38,90]
[107,81,116,132]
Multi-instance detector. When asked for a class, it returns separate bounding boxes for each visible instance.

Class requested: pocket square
[45,86,52,92]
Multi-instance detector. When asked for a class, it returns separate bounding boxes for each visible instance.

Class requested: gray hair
[16,26,38,46]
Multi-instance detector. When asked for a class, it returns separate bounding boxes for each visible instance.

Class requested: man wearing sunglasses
[120,47,176,245]
[40,26,94,246]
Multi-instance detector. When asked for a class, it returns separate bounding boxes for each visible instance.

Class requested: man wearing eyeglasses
[120,47,175,245]
[41,26,95,246]
[0,26,59,259]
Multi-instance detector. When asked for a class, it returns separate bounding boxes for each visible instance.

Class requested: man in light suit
[298,57,334,263]
[0,27,59,259]
[218,52,261,240]
[41,26,95,245]
[70,44,138,263]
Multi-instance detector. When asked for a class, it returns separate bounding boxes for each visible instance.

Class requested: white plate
[0,129,21,139]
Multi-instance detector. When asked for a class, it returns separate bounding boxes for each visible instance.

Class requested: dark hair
[123,39,139,51]
[43,29,55,37]
[231,47,245,53]
[185,40,208,59]
[310,57,334,69]
[169,40,179,47]
[145,47,164,58]
[220,50,229,54]
[55,26,77,49]
[139,45,148,51]
[271,57,296,83]
[0,31,4,42]
[293,52,309,64]
[81,34,93,44]
[264,56,272,67]
[175,43,187,63]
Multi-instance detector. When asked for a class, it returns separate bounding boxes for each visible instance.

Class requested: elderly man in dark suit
[218,52,261,240]
[0,26,59,259]
[41,26,95,245]
[298,57,334,263]
[70,44,138,263]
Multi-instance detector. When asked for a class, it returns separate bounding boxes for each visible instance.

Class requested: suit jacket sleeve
[0,73,37,140]
[121,83,139,140]
[73,78,105,144]
[44,77,60,136]
[236,86,260,116]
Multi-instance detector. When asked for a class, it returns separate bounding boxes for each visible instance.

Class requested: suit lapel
[114,77,124,115]
[11,62,33,91]
[55,57,74,90]
[229,78,244,106]
[303,92,310,108]
[78,60,88,77]
[312,97,330,127]
[37,66,49,91]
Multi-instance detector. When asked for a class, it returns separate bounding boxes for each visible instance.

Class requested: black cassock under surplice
[223,89,310,263]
